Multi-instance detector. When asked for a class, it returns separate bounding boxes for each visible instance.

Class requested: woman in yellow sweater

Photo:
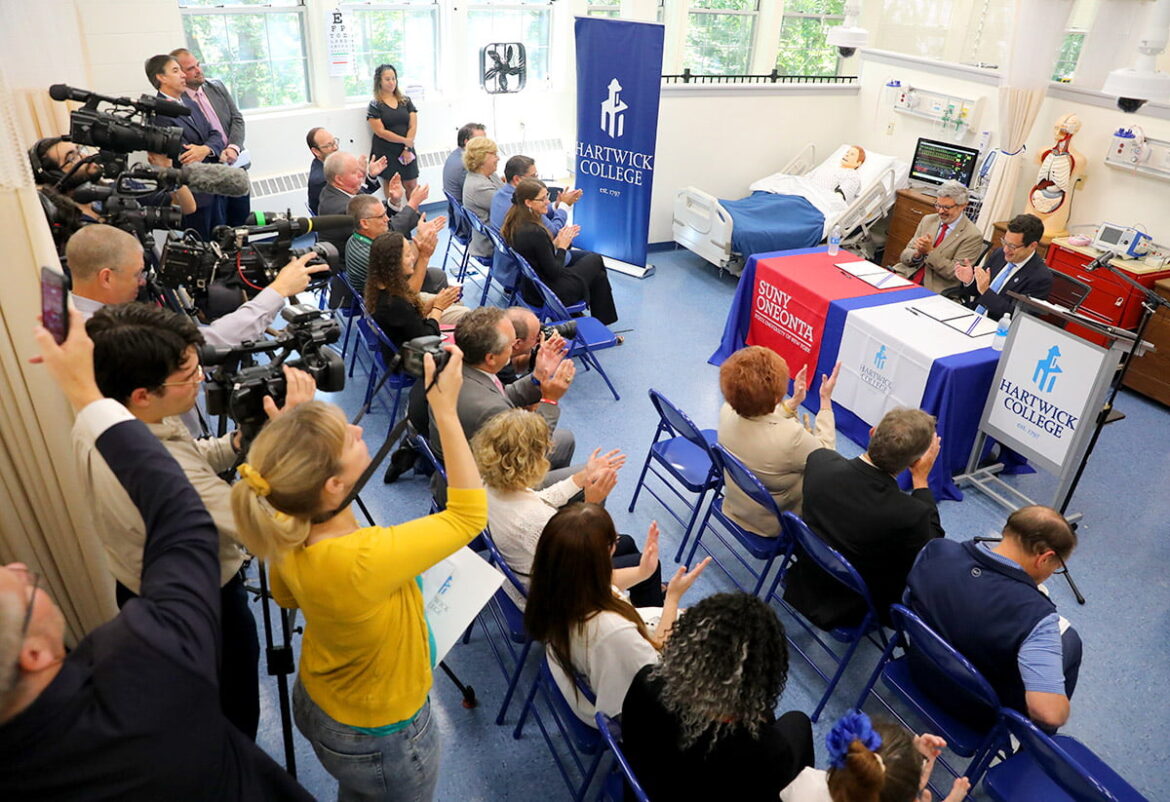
[231,347,486,801]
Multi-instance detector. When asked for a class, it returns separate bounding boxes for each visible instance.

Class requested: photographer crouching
[0,311,313,800]
[79,302,319,741]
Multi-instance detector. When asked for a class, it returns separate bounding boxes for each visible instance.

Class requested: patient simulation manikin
[806,145,866,203]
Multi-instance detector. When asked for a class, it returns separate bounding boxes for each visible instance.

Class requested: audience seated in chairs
[781,710,970,802]
[783,407,944,630]
[365,230,468,352]
[906,505,1082,733]
[306,126,381,215]
[718,346,840,536]
[621,592,815,802]
[229,350,486,802]
[0,313,313,800]
[525,503,709,726]
[469,409,661,611]
[443,122,486,205]
[427,307,576,469]
[502,178,618,326]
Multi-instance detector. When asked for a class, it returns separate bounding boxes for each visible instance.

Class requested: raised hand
[665,557,712,602]
[819,361,841,402]
[541,358,576,401]
[269,252,331,298]
[263,366,317,419]
[954,258,974,285]
[785,364,808,414]
[425,344,464,416]
[31,310,103,412]
[386,172,404,205]
[414,216,440,257]
[409,182,430,209]
[974,264,992,294]
[432,285,462,311]
[637,522,660,581]
[533,332,568,383]
[583,466,618,503]
[368,155,389,178]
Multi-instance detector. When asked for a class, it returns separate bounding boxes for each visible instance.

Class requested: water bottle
[827,225,842,256]
[992,313,1011,352]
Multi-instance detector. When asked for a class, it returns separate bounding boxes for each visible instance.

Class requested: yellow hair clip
[237,463,271,497]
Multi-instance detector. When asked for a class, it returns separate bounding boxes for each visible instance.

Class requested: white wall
[647,85,861,242]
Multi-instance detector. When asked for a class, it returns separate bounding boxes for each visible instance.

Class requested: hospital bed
[672,144,911,275]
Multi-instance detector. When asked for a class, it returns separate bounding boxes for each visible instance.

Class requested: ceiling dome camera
[1117,96,1148,113]
[837,46,858,57]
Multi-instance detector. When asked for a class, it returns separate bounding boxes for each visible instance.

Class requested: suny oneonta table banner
[573,17,664,269]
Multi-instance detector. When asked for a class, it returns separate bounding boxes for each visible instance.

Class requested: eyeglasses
[161,363,204,387]
[534,194,549,202]
[317,139,340,151]
[362,212,389,222]
[9,566,40,641]
[1002,240,1027,251]
[934,202,961,211]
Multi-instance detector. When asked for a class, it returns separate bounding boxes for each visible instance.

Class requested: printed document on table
[909,295,973,322]
[835,260,886,277]
[942,314,998,337]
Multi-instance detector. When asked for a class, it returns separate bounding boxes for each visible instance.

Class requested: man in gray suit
[892,180,984,293]
[430,307,575,469]
[172,48,250,225]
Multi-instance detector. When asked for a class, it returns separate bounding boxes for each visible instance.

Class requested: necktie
[933,223,949,248]
[975,262,1017,316]
[491,374,506,395]
[188,88,228,149]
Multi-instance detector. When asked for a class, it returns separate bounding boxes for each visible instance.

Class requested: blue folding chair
[480,222,526,307]
[513,253,621,401]
[334,271,364,365]
[594,713,651,802]
[984,709,1148,802]
[854,604,1009,789]
[442,191,472,277]
[510,248,587,319]
[350,316,415,423]
[413,433,486,552]
[514,657,606,801]
[457,204,494,287]
[627,389,721,563]
[475,527,538,726]
[764,511,887,722]
[684,444,791,595]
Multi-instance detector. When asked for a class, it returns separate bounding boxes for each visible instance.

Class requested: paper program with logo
[419,547,504,664]
[980,314,1113,474]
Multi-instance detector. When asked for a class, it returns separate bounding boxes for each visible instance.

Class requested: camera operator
[79,302,317,741]
[31,137,195,250]
[0,311,312,800]
[145,53,226,239]
[66,224,329,347]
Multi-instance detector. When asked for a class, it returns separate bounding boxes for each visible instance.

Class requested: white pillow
[818,144,901,190]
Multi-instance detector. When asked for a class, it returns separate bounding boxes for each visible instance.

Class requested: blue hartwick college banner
[573,17,664,270]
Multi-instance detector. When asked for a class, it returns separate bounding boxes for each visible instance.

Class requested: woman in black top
[366,63,419,200]
[365,231,461,352]
[620,592,814,801]
[501,178,618,325]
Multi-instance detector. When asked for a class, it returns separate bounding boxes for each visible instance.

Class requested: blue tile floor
[248,243,1169,800]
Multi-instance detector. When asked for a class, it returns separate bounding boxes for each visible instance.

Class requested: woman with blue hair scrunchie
[780,710,970,802]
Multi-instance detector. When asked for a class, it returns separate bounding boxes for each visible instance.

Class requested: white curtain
[976,0,1075,236]
[0,67,118,642]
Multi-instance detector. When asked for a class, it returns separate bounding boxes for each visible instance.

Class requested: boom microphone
[1082,250,1116,272]
[245,212,355,237]
[124,162,252,197]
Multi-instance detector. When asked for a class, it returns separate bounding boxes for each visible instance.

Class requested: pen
[965,317,980,336]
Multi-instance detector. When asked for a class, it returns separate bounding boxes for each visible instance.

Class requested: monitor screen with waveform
[909,137,980,187]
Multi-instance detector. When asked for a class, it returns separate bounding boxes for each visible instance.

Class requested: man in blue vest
[905,505,1081,732]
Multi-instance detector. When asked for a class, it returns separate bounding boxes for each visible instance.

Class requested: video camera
[158,213,348,302]
[200,304,346,444]
[51,83,186,163]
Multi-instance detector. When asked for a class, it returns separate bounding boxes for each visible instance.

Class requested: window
[180,0,311,111]
[467,2,552,85]
[588,0,621,18]
[341,2,439,99]
[684,0,759,76]
[776,0,843,77]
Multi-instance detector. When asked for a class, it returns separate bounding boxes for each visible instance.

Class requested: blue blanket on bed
[719,191,825,257]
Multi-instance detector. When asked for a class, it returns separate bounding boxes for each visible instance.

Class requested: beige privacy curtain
[976,0,1075,236]
[0,69,118,642]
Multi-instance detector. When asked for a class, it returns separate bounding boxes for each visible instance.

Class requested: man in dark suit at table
[146,53,226,240]
[783,407,944,629]
[954,213,1053,319]
[893,180,984,293]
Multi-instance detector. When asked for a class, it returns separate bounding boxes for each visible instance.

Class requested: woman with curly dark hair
[524,503,708,727]
[365,231,464,350]
[620,592,814,801]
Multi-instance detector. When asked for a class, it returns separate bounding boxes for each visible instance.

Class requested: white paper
[835,260,886,277]
[943,314,997,337]
[420,547,504,664]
